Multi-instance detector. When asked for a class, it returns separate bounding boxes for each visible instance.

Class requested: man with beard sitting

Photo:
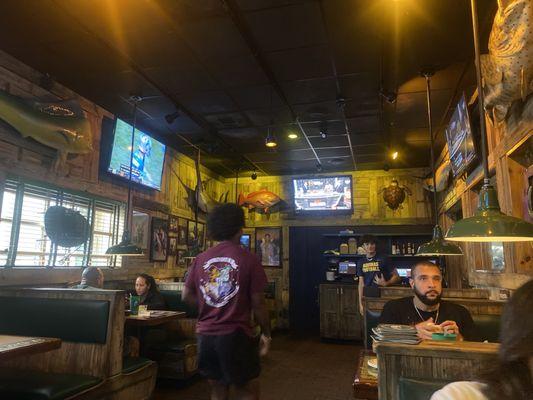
[379,261,476,341]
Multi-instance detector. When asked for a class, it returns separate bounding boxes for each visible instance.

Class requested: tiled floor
[153,334,361,400]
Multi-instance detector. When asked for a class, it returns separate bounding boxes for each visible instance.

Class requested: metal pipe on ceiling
[220,0,323,167]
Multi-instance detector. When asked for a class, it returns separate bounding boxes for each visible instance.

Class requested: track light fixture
[265,130,277,148]
[251,171,257,180]
[316,163,323,172]
[320,121,328,139]
[165,110,180,124]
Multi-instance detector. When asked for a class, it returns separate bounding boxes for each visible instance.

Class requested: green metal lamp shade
[105,231,144,256]
[446,184,533,242]
[417,225,463,256]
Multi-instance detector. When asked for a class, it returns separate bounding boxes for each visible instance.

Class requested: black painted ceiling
[0,0,494,177]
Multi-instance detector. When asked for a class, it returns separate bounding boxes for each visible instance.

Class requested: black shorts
[197,329,261,386]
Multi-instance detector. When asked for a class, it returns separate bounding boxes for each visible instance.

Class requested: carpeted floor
[153,334,362,400]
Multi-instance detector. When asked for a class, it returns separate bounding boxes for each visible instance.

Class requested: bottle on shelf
[391,242,397,255]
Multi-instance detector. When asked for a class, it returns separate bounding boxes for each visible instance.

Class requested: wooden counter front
[375,341,498,400]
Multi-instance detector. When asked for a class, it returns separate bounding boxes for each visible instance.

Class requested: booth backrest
[399,377,451,400]
[160,290,198,318]
[365,309,381,349]
[0,288,125,378]
[0,297,109,344]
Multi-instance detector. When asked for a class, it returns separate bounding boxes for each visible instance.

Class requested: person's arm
[250,255,271,356]
[358,276,365,315]
[373,259,401,286]
[182,261,198,307]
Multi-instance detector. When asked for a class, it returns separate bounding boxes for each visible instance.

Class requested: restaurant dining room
[0,1,532,399]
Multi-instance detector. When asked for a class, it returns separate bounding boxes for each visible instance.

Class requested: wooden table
[0,335,61,362]
[125,310,186,327]
[353,349,378,400]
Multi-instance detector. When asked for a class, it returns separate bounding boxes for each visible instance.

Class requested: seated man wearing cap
[379,261,475,341]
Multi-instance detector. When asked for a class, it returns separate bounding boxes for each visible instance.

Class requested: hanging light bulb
[288,132,298,139]
[265,130,277,148]
[391,151,399,160]
[416,70,462,256]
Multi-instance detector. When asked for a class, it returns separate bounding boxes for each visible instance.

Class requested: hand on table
[415,318,442,340]
[439,320,462,339]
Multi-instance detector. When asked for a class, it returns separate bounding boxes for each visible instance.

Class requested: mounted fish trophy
[238,189,282,213]
[0,88,93,174]
[44,206,90,248]
[379,179,412,211]
[481,0,533,124]
[176,152,229,215]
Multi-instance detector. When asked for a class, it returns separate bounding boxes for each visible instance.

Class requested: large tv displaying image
[107,118,166,190]
[445,94,477,177]
[293,175,352,213]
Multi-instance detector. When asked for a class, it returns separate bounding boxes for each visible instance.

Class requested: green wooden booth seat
[122,357,154,375]
[0,297,109,344]
[160,290,198,317]
[0,368,103,400]
[399,377,452,400]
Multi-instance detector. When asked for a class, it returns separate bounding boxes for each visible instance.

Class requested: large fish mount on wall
[175,156,229,215]
[481,0,533,123]
[238,189,282,213]
[0,88,93,173]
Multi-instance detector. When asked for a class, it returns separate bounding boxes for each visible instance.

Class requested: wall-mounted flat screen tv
[445,93,477,177]
[107,118,166,190]
[292,175,352,213]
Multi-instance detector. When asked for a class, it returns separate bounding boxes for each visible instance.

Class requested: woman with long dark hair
[431,279,533,399]
[135,273,166,310]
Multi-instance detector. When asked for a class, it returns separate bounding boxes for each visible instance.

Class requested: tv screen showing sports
[293,175,352,212]
[107,118,166,190]
[445,93,476,177]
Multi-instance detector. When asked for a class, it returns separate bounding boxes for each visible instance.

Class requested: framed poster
[150,217,169,262]
[131,211,150,250]
[176,249,186,267]
[187,220,205,249]
[255,227,281,267]
[169,215,179,233]
[178,218,188,245]
[169,237,177,256]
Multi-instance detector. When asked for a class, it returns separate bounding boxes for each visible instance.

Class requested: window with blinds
[0,179,125,268]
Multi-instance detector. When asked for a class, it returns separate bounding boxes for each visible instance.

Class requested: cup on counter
[129,295,140,315]
[326,271,335,281]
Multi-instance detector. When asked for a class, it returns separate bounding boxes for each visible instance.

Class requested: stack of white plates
[371,324,421,345]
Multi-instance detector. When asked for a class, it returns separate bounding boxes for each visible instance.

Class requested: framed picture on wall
[169,237,177,256]
[150,217,169,262]
[255,227,282,267]
[169,215,179,233]
[178,218,188,245]
[187,220,205,249]
[131,211,150,250]
[176,249,186,267]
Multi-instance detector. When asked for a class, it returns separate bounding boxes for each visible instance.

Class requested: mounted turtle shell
[44,206,89,247]
[381,179,412,210]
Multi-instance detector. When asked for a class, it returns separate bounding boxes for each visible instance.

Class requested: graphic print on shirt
[362,261,380,273]
[199,257,240,308]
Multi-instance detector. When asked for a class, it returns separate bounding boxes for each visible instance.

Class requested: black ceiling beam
[220,0,322,167]
[52,0,265,177]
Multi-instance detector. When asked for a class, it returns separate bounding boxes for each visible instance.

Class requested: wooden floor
[154,334,361,400]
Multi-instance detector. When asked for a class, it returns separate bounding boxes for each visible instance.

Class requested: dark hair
[410,260,441,279]
[482,280,533,400]
[207,203,245,241]
[360,235,377,245]
[136,273,159,295]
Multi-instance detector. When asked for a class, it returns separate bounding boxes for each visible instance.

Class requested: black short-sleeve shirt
[379,296,476,341]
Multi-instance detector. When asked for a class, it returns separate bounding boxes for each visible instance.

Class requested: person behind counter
[431,279,533,400]
[379,260,475,341]
[134,273,166,310]
[357,235,400,315]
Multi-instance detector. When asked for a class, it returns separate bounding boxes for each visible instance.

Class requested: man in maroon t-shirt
[183,203,271,400]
